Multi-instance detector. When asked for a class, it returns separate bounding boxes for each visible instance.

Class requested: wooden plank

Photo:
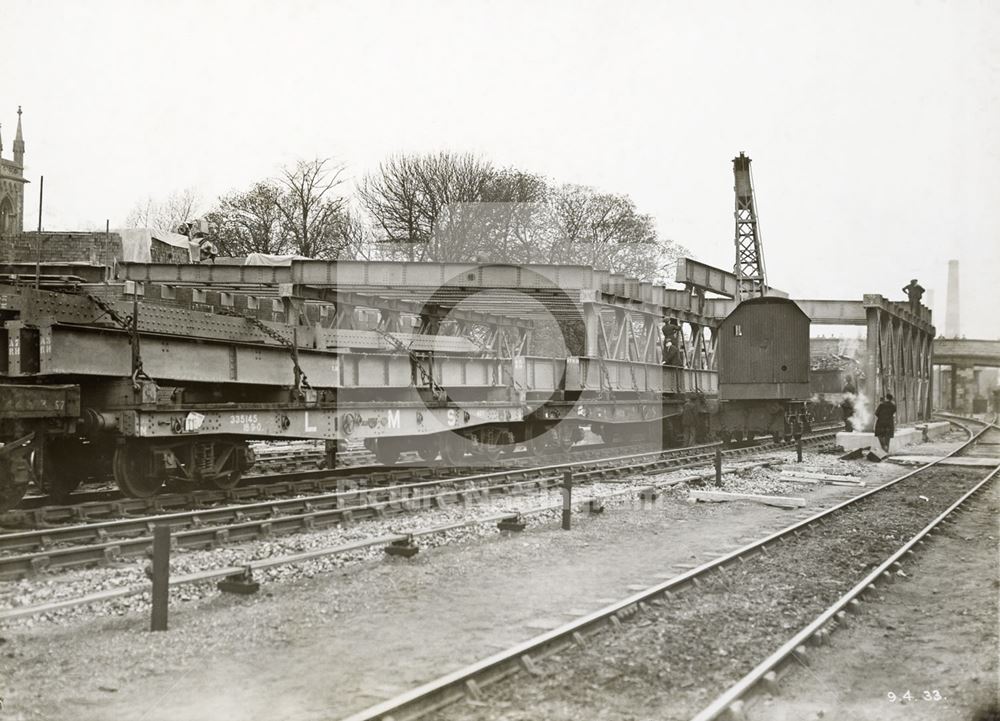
[780,472,865,487]
[688,490,806,509]
[775,476,820,485]
[778,475,865,488]
[779,470,859,482]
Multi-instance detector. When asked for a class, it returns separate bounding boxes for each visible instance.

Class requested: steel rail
[338,422,995,721]
[14,422,844,518]
[1,430,834,549]
[7,440,666,520]
[0,460,756,621]
[0,475,565,577]
[691,434,1000,720]
[0,430,826,577]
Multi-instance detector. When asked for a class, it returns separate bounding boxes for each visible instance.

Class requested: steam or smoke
[848,392,871,432]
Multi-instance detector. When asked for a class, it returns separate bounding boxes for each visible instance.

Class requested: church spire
[13,107,24,166]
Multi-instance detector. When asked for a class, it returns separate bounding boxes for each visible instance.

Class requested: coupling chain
[370,325,446,399]
[219,309,311,390]
[87,294,153,386]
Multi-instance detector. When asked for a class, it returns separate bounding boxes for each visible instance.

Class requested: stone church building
[0,107,27,235]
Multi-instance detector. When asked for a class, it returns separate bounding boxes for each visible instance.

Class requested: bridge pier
[861,295,934,426]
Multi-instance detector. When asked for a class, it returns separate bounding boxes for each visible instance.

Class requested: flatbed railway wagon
[0,258,720,510]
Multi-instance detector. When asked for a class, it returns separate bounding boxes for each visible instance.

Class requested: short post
[562,470,572,530]
[714,446,722,487]
[150,525,171,632]
[796,435,803,463]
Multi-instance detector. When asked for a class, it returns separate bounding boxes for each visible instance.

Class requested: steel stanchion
[150,525,171,632]
[562,470,572,530]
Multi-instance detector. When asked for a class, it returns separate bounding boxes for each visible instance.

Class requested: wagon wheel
[113,441,163,498]
[204,468,242,491]
[474,428,511,463]
[552,423,577,455]
[414,436,441,463]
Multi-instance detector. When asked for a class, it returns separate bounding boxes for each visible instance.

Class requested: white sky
[6,0,999,338]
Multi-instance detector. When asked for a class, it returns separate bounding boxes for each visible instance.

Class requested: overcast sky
[6,0,999,338]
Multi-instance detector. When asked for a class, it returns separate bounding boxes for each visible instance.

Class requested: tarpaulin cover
[114,228,199,263]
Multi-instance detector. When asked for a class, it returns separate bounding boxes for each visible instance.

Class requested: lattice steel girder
[578,291,720,365]
[863,295,935,425]
[862,295,934,335]
[0,384,80,419]
[116,402,525,440]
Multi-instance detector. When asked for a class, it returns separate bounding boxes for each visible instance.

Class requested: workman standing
[902,279,925,314]
[874,393,897,452]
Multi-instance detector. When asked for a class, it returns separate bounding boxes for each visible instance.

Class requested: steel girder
[863,295,935,425]
[932,338,1000,368]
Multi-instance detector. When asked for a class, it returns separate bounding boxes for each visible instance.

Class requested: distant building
[0,107,27,235]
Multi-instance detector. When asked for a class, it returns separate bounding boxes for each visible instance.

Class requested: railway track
[0,431,838,579]
[692,413,999,721]
[0,429,840,619]
[338,416,998,721]
[6,440,655,523]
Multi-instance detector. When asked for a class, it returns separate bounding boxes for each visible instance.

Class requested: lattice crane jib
[732,152,767,302]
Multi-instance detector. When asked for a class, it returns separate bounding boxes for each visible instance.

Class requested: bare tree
[359,153,550,262]
[275,158,348,259]
[337,205,381,260]
[358,154,426,257]
[124,188,201,232]
[545,184,685,283]
[205,181,287,257]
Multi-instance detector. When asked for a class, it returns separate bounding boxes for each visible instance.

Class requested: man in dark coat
[874,393,897,451]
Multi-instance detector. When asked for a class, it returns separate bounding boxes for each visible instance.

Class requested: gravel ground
[0,448,911,721]
[745,478,1000,721]
[908,427,980,457]
[431,465,988,721]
